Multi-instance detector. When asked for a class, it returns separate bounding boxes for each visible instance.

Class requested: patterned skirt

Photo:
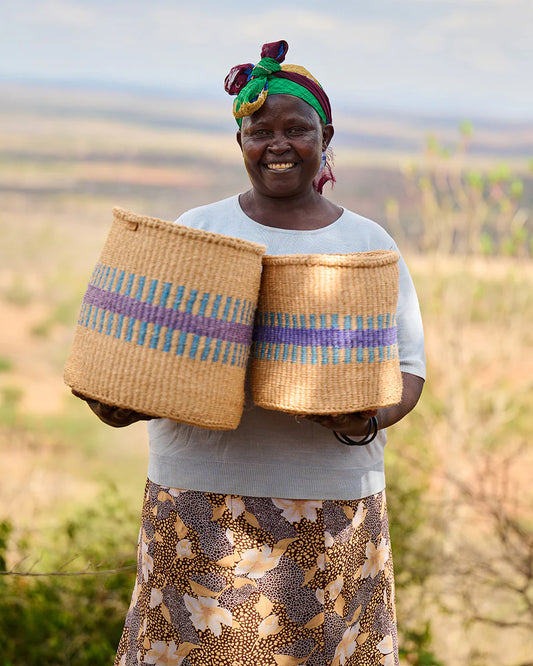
[115,480,398,666]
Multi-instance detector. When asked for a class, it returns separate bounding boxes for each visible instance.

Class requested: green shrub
[0,487,139,666]
[0,357,13,373]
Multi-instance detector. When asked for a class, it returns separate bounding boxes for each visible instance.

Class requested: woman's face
[237,94,333,199]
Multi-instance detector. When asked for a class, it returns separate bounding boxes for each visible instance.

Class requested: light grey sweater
[147,195,426,500]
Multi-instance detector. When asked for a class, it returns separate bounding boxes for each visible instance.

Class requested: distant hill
[3,81,532,164]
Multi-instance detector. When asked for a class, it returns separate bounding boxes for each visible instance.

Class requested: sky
[1,0,532,122]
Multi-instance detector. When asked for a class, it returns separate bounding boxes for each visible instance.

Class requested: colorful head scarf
[224,40,335,193]
[224,40,332,128]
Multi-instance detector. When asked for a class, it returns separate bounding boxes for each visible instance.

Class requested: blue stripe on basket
[149,281,171,350]
[252,310,398,365]
[79,264,255,367]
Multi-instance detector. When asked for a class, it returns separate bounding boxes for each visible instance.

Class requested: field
[0,82,532,666]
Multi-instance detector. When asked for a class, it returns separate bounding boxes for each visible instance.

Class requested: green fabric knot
[251,57,281,79]
[239,77,267,104]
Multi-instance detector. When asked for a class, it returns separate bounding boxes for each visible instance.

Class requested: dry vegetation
[0,83,532,666]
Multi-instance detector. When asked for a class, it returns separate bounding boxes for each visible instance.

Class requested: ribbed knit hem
[147,453,385,500]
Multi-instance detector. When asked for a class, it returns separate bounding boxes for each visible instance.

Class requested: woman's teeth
[266,163,295,171]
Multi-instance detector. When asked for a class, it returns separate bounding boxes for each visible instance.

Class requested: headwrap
[224,40,332,128]
[224,40,335,193]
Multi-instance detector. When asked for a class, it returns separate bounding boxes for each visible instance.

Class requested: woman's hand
[304,372,425,438]
[305,410,378,437]
[72,390,152,428]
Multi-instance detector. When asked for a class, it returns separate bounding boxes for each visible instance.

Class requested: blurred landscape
[0,81,532,665]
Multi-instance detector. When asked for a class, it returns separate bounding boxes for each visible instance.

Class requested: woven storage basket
[64,208,266,430]
[251,251,402,414]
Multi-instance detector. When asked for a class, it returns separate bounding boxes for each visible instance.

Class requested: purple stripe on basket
[253,324,397,348]
[83,284,252,344]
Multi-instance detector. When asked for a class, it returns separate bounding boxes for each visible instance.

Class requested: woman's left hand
[304,372,425,438]
[305,410,378,437]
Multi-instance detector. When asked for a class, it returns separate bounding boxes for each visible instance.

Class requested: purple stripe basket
[64,208,266,429]
[251,251,403,414]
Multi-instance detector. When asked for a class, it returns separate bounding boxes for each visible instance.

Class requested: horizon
[3,78,532,132]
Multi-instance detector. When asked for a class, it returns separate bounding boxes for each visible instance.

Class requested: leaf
[271,537,297,557]
[160,603,172,624]
[175,517,188,539]
[255,594,274,619]
[212,503,227,521]
[356,631,370,646]
[343,505,354,519]
[244,510,261,529]
[189,580,219,598]
[334,594,345,616]
[177,642,198,657]
[217,553,239,567]
[234,576,256,589]
[305,612,324,629]
[303,566,318,586]
[158,491,174,503]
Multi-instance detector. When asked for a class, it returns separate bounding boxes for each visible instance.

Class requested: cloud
[19,0,97,29]
[0,0,531,120]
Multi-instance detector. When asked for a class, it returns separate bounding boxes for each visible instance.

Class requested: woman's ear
[322,124,334,150]
[236,130,243,151]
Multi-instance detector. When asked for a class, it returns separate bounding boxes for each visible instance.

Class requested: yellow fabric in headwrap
[233,63,328,127]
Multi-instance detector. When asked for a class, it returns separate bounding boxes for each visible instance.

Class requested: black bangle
[334,416,379,446]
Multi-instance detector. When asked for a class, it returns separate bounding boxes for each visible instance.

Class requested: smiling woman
[237,95,338,228]
[75,39,426,666]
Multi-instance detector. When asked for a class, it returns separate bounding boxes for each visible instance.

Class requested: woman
[88,41,425,666]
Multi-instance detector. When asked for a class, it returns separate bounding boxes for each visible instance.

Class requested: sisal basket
[64,208,266,430]
[250,251,402,415]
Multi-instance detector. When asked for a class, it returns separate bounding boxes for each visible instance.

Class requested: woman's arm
[305,371,424,437]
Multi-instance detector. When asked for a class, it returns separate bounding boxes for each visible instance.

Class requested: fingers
[71,390,151,427]
[304,411,374,436]
[304,414,340,429]
[359,409,378,418]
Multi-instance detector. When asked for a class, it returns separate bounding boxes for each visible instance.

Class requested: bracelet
[334,416,379,446]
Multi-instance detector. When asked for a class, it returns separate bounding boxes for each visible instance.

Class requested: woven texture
[251,251,402,414]
[64,208,266,430]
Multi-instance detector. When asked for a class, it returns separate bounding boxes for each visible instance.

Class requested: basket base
[64,325,245,430]
[252,360,402,416]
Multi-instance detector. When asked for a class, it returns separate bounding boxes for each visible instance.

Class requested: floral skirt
[115,479,398,666]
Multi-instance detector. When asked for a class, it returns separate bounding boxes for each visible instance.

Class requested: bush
[0,487,139,666]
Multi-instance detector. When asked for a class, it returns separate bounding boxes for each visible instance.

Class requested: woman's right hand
[72,390,152,428]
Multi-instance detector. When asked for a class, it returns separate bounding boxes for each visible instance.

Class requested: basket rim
[112,207,266,256]
[261,250,399,268]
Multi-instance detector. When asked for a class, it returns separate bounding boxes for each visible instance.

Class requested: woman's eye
[288,127,305,136]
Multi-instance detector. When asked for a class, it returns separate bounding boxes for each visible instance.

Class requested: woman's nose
[267,132,290,153]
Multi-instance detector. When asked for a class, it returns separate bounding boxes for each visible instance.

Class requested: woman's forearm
[375,372,425,431]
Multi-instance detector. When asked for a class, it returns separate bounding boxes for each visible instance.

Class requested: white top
[147,195,426,500]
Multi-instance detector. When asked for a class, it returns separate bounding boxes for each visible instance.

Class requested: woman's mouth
[265,162,296,172]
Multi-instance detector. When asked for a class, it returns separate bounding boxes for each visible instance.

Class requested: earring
[318,150,327,173]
